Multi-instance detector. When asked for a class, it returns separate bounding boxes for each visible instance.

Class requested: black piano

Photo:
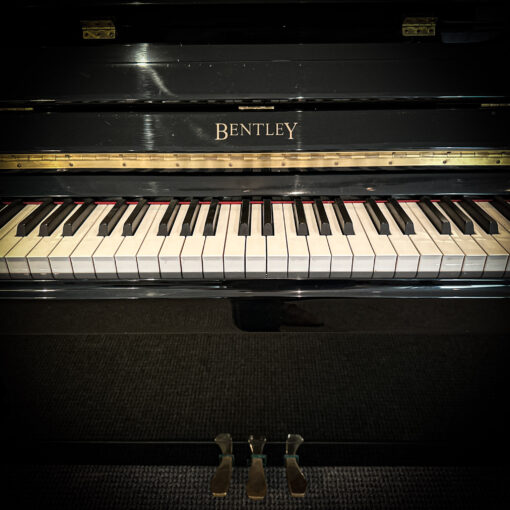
[1,0,509,507]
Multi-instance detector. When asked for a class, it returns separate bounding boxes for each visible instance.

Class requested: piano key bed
[1,196,510,282]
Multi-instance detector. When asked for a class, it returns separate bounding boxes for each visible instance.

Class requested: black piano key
[180,199,199,236]
[333,198,354,235]
[438,197,474,235]
[63,199,96,236]
[39,199,75,236]
[492,196,510,222]
[461,197,498,234]
[293,197,308,236]
[418,197,451,235]
[158,199,179,236]
[238,198,251,236]
[122,198,149,236]
[262,198,274,236]
[203,199,220,236]
[0,199,24,229]
[386,198,415,235]
[313,199,331,235]
[16,200,55,236]
[98,199,127,236]
[365,198,390,235]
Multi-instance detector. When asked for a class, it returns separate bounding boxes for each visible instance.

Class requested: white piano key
[481,202,510,233]
[478,202,510,276]
[115,205,160,278]
[91,204,136,279]
[406,202,464,278]
[400,203,442,278]
[323,202,352,278]
[245,203,266,278]
[266,203,288,278]
[136,205,169,278]
[282,203,309,278]
[411,202,465,278]
[353,202,396,278]
[0,205,39,278]
[223,203,246,278]
[343,203,374,278]
[181,203,209,278]
[0,204,36,240]
[380,203,419,278]
[202,204,230,279]
[456,202,508,277]
[159,204,188,278]
[49,205,106,279]
[27,204,82,278]
[303,203,331,277]
[5,206,59,279]
[60,204,113,279]
[427,202,485,278]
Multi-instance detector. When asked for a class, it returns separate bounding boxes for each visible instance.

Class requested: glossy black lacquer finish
[2,109,510,153]
[2,172,510,199]
[1,43,509,104]
[1,297,508,466]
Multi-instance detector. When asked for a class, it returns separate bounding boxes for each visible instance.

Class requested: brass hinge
[238,106,275,111]
[81,20,116,40]
[2,151,509,170]
[402,17,437,37]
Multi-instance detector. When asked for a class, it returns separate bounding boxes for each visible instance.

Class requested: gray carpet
[6,465,507,510]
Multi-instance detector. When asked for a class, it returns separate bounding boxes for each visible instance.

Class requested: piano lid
[1,0,508,105]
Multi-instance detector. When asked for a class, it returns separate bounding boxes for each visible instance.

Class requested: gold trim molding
[1,150,509,170]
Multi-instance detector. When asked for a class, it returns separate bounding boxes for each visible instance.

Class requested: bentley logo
[215,122,298,141]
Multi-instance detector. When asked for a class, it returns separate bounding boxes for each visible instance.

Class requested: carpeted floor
[6,465,508,510]
[2,299,508,507]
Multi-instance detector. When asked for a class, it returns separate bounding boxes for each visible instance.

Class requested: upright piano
[1,0,509,506]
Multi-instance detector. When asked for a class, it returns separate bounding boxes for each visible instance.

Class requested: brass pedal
[210,433,233,497]
[285,434,307,497]
[246,435,267,500]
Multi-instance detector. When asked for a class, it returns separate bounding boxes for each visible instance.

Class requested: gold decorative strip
[1,150,509,170]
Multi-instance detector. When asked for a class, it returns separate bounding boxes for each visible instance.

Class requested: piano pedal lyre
[210,433,233,497]
[285,434,307,497]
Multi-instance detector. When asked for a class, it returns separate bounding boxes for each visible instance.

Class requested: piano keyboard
[1,197,510,280]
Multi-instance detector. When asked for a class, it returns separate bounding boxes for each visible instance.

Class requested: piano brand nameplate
[1,109,509,158]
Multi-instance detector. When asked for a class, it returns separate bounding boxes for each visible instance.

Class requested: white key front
[380,203,419,278]
[27,204,82,278]
[344,203,374,278]
[202,204,230,279]
[181,203,209,278]
[400,203,442,278]
[245,204,266,278]
[283,203,309,278]
[323,202,352,278]
[115,205,160,278]
[49,205,106,279]
[266,203,288,278]
[353,202,396,278]
[91,205,136,279]
[223,203,246,278]
[159,204,188,278]
[137,204,169,278]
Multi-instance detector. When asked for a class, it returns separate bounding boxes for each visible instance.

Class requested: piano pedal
[210,433,307,499]
[246,435,268,500]
[285,434,307,497]
[210,433,233,497]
